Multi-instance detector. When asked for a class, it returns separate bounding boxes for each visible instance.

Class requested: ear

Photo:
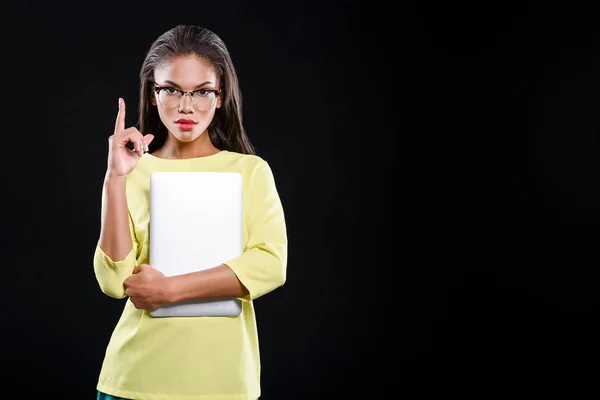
[216,91,223,109]
[151,94,157,106]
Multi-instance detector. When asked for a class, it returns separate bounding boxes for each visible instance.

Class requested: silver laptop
[148,171,243,317]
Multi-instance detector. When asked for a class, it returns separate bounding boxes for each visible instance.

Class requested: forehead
[154,55,218,86]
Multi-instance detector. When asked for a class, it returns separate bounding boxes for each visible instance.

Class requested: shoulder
[225,151,267,165]
[224,151,272,174]
[224,152,280,192]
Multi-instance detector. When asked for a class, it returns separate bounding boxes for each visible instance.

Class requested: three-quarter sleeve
[93,184,139,299]
[225,160,288,301]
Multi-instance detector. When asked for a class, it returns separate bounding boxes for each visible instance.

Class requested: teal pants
[97,393,124,400]
[97,394,122,400]
[98,391,259,399]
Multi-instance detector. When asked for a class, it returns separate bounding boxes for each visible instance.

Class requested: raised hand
[106,98,154,178]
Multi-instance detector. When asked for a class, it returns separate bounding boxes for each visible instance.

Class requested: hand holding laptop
[123,263,169,312]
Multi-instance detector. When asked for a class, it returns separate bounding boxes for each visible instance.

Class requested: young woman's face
[152,55,222,143]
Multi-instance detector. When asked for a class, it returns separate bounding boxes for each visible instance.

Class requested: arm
[166,264,249,303]
[99,174,133,260]
[165,160,287,303]
[93,173,138,299]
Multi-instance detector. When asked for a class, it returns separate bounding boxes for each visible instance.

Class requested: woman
[93,24,287,400]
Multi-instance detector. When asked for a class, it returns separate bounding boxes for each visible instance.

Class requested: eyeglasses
[154,84,222,111]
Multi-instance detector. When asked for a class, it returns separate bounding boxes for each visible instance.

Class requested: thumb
[139,263,152,271]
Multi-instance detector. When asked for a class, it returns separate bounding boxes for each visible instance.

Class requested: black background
[4,0,600,398]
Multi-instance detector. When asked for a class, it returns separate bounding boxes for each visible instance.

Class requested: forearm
[98,173,133,261]
[166,264,249,303]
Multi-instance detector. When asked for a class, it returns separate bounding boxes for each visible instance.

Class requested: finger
[133,265,141,274]
[143,134,154,152]
[131,299,142,309]
[114,98,126,134]
[112,127,145,150]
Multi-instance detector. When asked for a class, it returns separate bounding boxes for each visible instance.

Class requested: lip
[175,119,197,131]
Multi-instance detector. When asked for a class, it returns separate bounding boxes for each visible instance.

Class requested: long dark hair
[138,25,255,155]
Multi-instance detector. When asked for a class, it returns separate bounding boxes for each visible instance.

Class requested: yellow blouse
[93,150,287,400]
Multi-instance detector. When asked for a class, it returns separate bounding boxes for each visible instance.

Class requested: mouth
[175,119,198,131]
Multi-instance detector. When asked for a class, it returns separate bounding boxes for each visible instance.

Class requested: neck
[157,131,220,159]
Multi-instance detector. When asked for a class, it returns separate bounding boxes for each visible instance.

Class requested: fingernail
[145,143,149,152]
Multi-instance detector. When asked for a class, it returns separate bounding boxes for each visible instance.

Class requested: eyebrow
[156,80,214,89]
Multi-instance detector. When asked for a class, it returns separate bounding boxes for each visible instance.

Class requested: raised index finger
[114,98,126,134]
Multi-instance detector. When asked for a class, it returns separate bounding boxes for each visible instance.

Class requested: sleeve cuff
[93,244,137,299]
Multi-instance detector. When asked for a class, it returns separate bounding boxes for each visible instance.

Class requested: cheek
[156,107,172,124]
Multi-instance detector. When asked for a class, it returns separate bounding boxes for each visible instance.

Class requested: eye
[195,89,212,97]
[164,87,179,94]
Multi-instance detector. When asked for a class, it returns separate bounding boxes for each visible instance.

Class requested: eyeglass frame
[153,84,222,111]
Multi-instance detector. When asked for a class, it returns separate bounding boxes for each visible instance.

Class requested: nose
[178,93,195,114]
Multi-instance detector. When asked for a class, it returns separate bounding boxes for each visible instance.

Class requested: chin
[171,127,205,142]
[177,135,200,143]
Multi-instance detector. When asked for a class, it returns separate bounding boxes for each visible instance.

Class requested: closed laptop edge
[150,298,242,317]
